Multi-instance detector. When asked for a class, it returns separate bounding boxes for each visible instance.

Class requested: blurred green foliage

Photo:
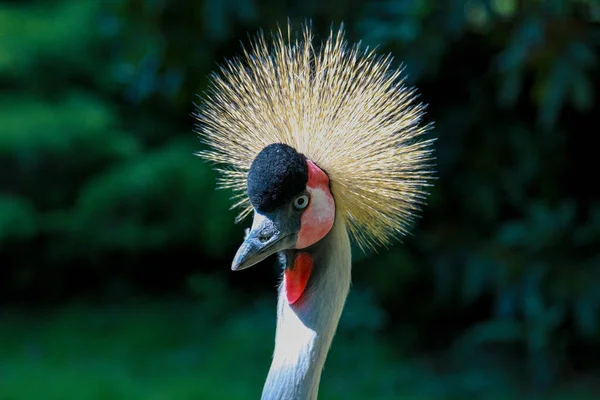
[1,0,599,397]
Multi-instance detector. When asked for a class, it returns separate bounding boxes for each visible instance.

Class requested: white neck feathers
[261,216,352,400]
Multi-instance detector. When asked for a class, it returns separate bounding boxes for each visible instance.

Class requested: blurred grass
[0,298,597,400]
[0,300,269,400]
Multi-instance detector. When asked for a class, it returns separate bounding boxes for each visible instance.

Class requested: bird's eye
[293,194,310,210]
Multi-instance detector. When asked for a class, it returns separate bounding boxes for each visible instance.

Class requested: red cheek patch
[284,252,313,304]
[296,160,335,249]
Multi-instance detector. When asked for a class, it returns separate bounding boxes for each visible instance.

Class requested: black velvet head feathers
[247,143,308,213]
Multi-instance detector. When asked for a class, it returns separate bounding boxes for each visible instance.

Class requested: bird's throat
[284,252,313,304]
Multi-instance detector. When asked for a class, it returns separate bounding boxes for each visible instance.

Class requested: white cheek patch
[296,186,335,248]
[307,187,334,223]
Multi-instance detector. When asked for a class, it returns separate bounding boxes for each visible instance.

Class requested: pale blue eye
[293,194,310,210]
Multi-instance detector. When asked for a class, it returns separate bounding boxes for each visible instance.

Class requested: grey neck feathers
[261,216,352,400]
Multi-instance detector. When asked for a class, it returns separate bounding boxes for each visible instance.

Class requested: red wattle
[284,252,313,304]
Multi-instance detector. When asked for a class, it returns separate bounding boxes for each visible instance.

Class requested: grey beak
[231,212,295,271]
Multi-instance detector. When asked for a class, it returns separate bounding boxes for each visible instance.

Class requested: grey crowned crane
[195,23,434,400]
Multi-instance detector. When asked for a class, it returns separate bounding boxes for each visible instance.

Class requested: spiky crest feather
[195,23,435,250]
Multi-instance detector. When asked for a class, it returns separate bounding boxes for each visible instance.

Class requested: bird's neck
[262,216,352,400]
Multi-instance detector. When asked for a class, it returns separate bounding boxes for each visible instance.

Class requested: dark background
[1,0,599,398]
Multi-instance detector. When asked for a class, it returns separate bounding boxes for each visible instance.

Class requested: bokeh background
[1,0,599,399]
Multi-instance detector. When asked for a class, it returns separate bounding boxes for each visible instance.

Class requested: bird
[195,22,434,400]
